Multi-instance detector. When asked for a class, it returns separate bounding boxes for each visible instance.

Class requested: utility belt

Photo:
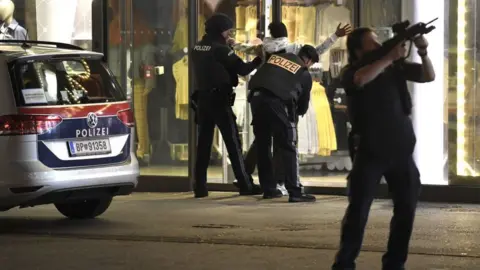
[250,88,297,122]
[190,87,236,112]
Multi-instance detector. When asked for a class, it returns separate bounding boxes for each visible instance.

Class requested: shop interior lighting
[457,0,477,176]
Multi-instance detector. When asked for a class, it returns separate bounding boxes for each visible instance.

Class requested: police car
[0,40,139,219]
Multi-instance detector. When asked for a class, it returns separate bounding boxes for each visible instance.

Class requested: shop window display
[19,0,93,48]
[126,0,192,176]
[447,0,480,182]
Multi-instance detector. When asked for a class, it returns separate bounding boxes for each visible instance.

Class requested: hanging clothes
[282,6,297,43]
[317,4,351,71]
[232,79,247,127]
[235,5,247,42]
[134,79,150,159]
[172,14,205,120]
[245,5,257,42]
[330,48,347,78]
[297,98,319,155]
[173,55,189,120]
[361,0,401,28]
[310,82,337,156]
[294,7,316,45]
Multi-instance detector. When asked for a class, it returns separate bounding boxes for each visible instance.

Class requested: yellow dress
[294,7,316,45]
[282,6,298,42]
[311,82,337,156]
[235,6,247,43]
[171,15,206,120]
[245,6,257,41]
[173,56,189,120]
[133,79,150,159]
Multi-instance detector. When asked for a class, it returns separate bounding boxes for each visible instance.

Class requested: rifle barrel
[426,17,439,25]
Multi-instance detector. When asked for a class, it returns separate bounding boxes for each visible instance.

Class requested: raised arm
[316,23,352,55]
[401,36,435,83]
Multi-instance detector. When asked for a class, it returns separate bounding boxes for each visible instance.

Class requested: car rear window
[9,57,126,106]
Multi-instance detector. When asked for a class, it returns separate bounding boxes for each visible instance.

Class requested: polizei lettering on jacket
[268,55,301,74]
[194,45,211,51]
[76,127,110,138]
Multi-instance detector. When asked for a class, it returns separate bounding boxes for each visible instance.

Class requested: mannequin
[0,0,27,40]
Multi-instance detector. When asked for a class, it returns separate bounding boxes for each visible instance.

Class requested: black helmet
[205,13,234,35]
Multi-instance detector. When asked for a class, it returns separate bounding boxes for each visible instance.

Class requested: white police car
[0,40,139,219]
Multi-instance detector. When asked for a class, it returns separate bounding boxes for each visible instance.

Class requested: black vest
[191,37,232,91]
[249,53,307,102]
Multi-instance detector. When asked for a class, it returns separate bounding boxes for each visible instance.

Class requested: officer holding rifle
[331,24,435,269]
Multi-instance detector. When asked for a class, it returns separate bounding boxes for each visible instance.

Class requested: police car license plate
[68,139,112,157]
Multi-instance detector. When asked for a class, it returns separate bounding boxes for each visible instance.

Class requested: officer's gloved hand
[229,92,236,106]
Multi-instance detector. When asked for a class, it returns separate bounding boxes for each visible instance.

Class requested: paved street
[0,193,479,269]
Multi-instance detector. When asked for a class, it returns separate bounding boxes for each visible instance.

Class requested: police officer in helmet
[248,45,318,203]
[191,13,263,198]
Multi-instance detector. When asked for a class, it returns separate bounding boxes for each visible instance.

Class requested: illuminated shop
[14,0,480,192]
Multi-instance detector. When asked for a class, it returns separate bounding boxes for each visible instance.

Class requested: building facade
[14,0,480,191]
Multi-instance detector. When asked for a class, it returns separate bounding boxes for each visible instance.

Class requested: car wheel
[54,197,113,219]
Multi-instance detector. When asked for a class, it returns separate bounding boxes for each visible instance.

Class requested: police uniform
[332,62,423,270]
[248,52,315,202]
[243,111,304,194]
[191,13,262,198]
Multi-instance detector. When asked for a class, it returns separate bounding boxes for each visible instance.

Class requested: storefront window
[279,0,356,187]
[361,0,401,42]
[11,0,92,47]
[447,0,480,183]
[107,0,132,99]
[123,0,189,177]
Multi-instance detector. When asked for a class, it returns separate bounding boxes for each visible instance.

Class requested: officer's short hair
[268,22,288,38]
[298,45,319,63]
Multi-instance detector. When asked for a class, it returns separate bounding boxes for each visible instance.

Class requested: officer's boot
[287,185,316,203]
[289,193,316,203]
[193,182,209,198]
[263,189,283,199]
[285,178,315,202]
[233,176,263,196]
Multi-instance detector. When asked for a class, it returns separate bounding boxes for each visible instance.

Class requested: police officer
[191,13,263,198]
[243,21,351,195]
[248,45,319,203]
[332,28,435,269]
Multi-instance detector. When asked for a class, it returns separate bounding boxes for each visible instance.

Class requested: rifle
[355,18,438,67]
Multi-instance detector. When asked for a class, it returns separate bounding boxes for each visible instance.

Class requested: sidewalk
[0,193,479,269]
[1,236,477,270]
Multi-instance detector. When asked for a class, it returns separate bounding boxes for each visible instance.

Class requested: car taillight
[117,109,134,128]
[0,115,62,136]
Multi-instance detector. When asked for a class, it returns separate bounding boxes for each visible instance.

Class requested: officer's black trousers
[194,94,252,190]
[244,139,285,185]
[332,152,421,270]
[250,93,302,196]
